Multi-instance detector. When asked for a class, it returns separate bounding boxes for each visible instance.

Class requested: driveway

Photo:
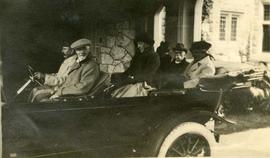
[216,127,270,157]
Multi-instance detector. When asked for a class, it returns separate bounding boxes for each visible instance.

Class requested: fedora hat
[173,43,187,53]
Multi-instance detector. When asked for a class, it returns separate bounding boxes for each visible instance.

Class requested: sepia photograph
[0,0,270,157]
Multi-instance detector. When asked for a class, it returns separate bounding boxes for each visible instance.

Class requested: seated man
[29,45,77,102]
[161,43,189,88]
[183,41,216,88]
[169,43,189,73]
[111,33,160,98]
[50,38,100,99]
[30,38,100,102]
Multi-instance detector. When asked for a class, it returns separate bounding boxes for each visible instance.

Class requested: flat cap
[71,38,92,49]
[190,41,212,52]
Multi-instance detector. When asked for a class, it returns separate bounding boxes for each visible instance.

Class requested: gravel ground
[215,111,270,157]
[216,127,270,158]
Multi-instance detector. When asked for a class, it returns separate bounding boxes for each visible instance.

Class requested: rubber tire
[157,122,216,157]
[143,121,216,157]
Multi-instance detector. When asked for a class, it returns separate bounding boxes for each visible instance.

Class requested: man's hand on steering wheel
[34,72,45,80]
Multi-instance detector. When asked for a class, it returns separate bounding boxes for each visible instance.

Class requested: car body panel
[2,89,221,157]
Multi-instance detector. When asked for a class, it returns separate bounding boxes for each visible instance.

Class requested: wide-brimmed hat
[135,33,155,46]
[71,38,92,49]
[173,43,187,53]
[190,41,212,52]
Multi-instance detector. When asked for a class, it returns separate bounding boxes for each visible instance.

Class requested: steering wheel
[27,65,43,86]
[15,65,45,96]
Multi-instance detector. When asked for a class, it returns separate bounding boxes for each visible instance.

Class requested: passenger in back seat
[184,41,215,80]
[160,43,189,89]
[111,33,160,98]
[183,41,215,88]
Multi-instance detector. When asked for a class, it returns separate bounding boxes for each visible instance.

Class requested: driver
[35,46,76,87]
[29,45,77,102]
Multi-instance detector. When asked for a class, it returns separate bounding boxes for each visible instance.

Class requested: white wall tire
[157,122,216,157]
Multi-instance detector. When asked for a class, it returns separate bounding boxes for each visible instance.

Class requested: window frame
[219,12,241,42]
[230,16,238,41]
[263,4,270,53]
[264,4,270,21]
[219,14,227,41]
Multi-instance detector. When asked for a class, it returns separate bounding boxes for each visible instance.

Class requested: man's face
[75,45,90,60]
[62,47,74,58]
[137,42,145,53]
[174,51,186,62]
[62,47,69,54]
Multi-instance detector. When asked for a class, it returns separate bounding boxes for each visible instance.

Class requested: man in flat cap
[49,38,100,99]
[111,32,160,97]
[184,40,215,81]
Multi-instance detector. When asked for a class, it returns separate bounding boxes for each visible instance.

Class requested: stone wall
[89,21,136,73]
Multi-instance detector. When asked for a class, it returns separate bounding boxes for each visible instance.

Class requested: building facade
[68,0,270,73]
[160,0,270,63]
[201,0,270,62]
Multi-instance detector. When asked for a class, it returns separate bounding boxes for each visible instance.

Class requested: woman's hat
[135,33,155,46]
[190,41,212,52]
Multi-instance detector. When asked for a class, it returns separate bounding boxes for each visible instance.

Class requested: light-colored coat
[54,58,100,96]
[184,56,215,80]
[44,55,77,87]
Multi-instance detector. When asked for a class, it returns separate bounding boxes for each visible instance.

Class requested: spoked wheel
[157,122,216,157]
[165,133,210,157]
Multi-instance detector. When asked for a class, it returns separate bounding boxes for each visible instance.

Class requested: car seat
[55,71,111,102]
[88,71,111,96]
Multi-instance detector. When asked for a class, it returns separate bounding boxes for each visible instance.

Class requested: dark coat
[159,54,172,72]
[124,47,160,85]
[169,59,189,74]
[158,59,189,89]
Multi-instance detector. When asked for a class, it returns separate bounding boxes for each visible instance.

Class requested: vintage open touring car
[2,67,264,158]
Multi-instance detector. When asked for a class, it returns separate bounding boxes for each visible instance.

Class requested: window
[231,17,238,41]
[263,25,270,52]
[263,5,270,52]
[264,5,270,21]
[219,13,240,41]
[219,15,226,40]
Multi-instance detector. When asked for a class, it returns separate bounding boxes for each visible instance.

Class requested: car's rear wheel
[157,122,216,157]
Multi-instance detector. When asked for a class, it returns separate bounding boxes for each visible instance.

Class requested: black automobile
[3,68,261,158]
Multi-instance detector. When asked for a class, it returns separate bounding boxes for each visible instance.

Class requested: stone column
[0,22,3,157]
[193,0,204,41]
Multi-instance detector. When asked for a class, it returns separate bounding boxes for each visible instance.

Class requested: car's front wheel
[157,122,216,157]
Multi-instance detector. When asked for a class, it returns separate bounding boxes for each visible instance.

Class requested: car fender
[142,109,233,156]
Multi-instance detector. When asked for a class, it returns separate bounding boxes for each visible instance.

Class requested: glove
[34,72,45,80]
